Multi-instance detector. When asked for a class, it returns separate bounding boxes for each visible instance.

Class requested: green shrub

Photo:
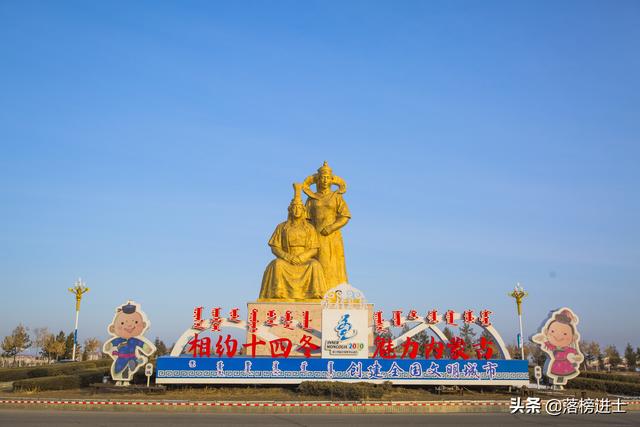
[580,371,639,383]
[26,368,50,378]
[567,377,607,392]
[568,377,640,395]
[13,375,81,391]
[297,381,391,400]
[94,358,112,368]
[0,361,101,382]
[12,367,110,391]
[0,367,33,382]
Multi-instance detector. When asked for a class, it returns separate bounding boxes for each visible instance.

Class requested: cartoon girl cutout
[103,301,156,386]
[532,307,584,386]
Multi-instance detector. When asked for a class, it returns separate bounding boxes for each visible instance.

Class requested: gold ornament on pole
[508,283,528,360]
[68,278,90,361]
[509,283,527,316]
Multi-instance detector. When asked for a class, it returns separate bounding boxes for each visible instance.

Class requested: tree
[442,327,454,340]
[33,327,50,359]
[154,338,169,356]
[624,343,636,371]
[604,345,622,370]
[525,342,546,367]
[506,343,520,359]
[82,338,101,361]
[44,335,65,361]
[458,324,476,355]
[581,341,601,371]
[1,324,32,364]
[478,329,501,359]
[55,330,66,343]
[598,353,605,371]
[63,332,80,360]
[39,332,55,361]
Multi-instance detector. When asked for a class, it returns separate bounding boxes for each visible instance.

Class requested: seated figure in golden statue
[258,183,327,301]
[303,161,351,290]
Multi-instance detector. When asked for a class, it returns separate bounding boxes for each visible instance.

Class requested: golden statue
[303,161,351,289]
[258,183,328,301]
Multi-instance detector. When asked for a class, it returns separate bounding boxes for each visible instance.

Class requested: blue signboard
[156,356,529,386]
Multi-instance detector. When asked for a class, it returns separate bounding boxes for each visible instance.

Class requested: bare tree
[506,343,520,360]
[33,327,50,360]
[82,338,101,361]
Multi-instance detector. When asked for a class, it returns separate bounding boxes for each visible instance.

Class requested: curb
[0,399,508,407]
[0,399,640,414]
[0,399,509,413]
[1,398,638,414]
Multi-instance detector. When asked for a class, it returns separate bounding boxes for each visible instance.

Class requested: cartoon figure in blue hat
[103,301,156,386]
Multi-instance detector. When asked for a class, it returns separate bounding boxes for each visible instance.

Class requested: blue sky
[1,1,638,353]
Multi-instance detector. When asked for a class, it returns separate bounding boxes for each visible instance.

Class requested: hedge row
[580,371,639,383]
[297,381,392,400]
[567,377,640,396]
[12,368,110,391]
[0,359,110,382]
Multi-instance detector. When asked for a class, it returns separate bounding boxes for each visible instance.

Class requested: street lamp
[68,278,89,361]
[508,283,528,361]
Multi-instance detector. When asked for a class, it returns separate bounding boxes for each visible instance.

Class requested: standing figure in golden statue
[303,161,351,289]
[259,183,327,301]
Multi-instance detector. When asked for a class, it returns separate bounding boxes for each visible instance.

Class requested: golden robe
[258,220,327,301]
[305,191,351,289]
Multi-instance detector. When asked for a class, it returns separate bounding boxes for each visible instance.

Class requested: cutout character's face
[110,311,146,339]
[547,321,573,347]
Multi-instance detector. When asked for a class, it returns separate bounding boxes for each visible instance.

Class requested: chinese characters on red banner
[188,333,319,358]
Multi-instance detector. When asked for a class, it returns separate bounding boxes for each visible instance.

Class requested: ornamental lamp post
[508,283,528,361]
[68,278,90,361]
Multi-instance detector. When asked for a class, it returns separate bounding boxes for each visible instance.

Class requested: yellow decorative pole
[508,283,528,360]
[68,278,90,361]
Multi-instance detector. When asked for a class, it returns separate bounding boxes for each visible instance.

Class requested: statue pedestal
[246,301,374,357]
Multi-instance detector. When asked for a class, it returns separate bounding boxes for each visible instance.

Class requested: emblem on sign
[335,314,357,341]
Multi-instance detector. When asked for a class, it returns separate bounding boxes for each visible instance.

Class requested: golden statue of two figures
[259,161,350,302]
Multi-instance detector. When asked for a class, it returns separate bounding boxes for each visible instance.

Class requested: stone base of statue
[246,301,374,357]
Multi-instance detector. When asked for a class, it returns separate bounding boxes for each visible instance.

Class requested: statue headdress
[291,182,304,205]
[302,161,347,199]
[317,161,332,175]
[287,183,305,221]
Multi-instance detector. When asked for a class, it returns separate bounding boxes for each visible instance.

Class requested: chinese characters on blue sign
[156,357,528,385]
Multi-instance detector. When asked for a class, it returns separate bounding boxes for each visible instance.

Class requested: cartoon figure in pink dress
[532,307,583,386]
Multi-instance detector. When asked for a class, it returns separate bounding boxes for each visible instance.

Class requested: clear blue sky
[1,1,638,353]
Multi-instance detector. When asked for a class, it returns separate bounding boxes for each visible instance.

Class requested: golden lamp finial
[508,283,528,315]
[68,278,90,311]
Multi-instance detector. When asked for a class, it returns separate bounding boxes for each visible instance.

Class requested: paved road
[0,409,638,426]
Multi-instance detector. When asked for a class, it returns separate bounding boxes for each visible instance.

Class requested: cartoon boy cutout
[103,301,156,386]
[532,307,584,386]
